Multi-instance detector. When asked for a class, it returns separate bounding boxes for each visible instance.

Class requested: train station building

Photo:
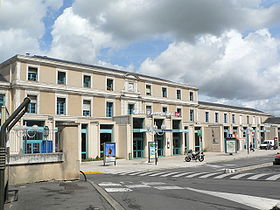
[0,55,278,161]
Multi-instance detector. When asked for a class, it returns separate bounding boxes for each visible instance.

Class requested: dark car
[273,153,280,165]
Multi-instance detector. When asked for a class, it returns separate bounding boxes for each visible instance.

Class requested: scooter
[185,150,205,162]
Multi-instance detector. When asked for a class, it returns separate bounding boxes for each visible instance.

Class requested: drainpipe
[0,97,30,210]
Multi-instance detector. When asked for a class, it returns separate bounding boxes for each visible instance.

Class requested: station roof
[263,117,280,124]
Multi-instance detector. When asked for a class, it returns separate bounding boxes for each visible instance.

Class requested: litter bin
[128,153,132,160]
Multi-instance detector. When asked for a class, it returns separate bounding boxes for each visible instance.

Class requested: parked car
[260,140,278,150]
[273,153,280,165]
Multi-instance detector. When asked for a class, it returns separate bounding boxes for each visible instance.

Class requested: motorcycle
[185,150,205,162]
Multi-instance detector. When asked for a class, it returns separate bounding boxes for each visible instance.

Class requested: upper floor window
[190,110,194,122]
[146,105,152,115]
[107,78,114,91]
[106,102,113,117]
[57,97,66,115]
[176,90,181,100]
[57,71,66,85]
[162,87,167,98]
[0,94,5,106]
[232,114,235,124]
[83,75,91,88]
[205,111,209,123]
[146,85,151,96]
[27,95,37,114]
[215,113,219,123]
[176,108,182,117]
[162,106,168,113]
[28,67,38,81]
[128,104,135,114]
[247,116,250,124]
[224,113,228,123]
[190,91,194,101]
[83,100,91,116]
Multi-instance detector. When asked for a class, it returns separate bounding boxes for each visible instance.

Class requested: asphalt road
[88,155,280,210]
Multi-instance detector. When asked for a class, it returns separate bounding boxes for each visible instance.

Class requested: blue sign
[104,142,116,165]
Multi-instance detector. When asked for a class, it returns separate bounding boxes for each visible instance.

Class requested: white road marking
[199,172,222,178]
[138,171,157,176]
[128,171,148,176]
[172,172,194,177]
[230,173,253,179]
[98,182,122,187]
[105,188,132,193]
[247,173,269,180]
[117,171,136,175]
[160,172,181,177]
[266,174,280,181]
[142,182,166,186]
[125,184,151,188]
[214,173,234,179]
[154,186,184,190]
[148,171,169,177]
[185,172,209,178]
[186,187,280,210]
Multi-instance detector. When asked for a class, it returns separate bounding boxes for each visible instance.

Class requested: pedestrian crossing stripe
[108,170,280,181]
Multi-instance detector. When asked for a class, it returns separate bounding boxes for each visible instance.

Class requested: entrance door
[133,133,144,158]
[81,125,87,159]
[156,135,164,157]
[173,133,181,155]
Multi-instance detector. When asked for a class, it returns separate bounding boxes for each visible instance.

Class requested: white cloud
[0,0,63,61]
[138,29,280,114]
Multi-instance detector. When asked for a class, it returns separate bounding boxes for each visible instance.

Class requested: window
[162,106,167,113]
[146,85,151,96]
[83,75,91,88]
[106,102,113,117]
[224,113,227,123]
[176,108,182,117]
[190,110,194,122]
[28,67,38,81]
[176,90,181,100]
[128,104,135,114]
[57,71,66,84]
[247,116,250,124]
[0,94,5,106]
[107,79,114,91]
[215,113,219,123]
[232,114,235,124]
[83,100,91,116]
[57,97,66,115]
[27,95,37,114]
[162,87,167,98]
[190,92,194,101]
[146,105,152,115]
[205,112,209,123]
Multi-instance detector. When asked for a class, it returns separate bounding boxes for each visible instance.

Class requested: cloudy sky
[1,0,280,115]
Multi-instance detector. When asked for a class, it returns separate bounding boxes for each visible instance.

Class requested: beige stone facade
[0,55,278,162]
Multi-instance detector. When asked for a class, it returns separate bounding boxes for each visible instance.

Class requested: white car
[259,140,276,150]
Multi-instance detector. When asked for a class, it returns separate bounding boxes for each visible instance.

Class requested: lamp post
[147,123,166,165]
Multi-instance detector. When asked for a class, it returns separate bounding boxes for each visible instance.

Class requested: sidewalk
[81,149,279,174]
[5,180,114,210]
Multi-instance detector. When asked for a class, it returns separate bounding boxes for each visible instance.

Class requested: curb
[234,162,273,173]
[87,180,125,210]
[83,171,104,174]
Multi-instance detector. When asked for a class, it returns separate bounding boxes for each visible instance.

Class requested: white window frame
[26,64,40,82]
[205,111,209,123]
[176,106,182,117]
[232,114,235,124]
[106,77,115,91]
[25,91,40,114]
[83,73,92,88]
[56,69,67,85]
[189,91,194,101]
[215,112,219,123]
[176,89,182,100]
[82,97,92,117]
[161,86,168,98]
[224,113,228,123]
[161,104,168,113]
[145,83,152,96]
[55,94,68,115]
[105,99,115,117]
[145,103,153,115]
[190,109,194,122]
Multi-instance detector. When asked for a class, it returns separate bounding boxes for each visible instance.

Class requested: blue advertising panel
[104,142,116,165]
